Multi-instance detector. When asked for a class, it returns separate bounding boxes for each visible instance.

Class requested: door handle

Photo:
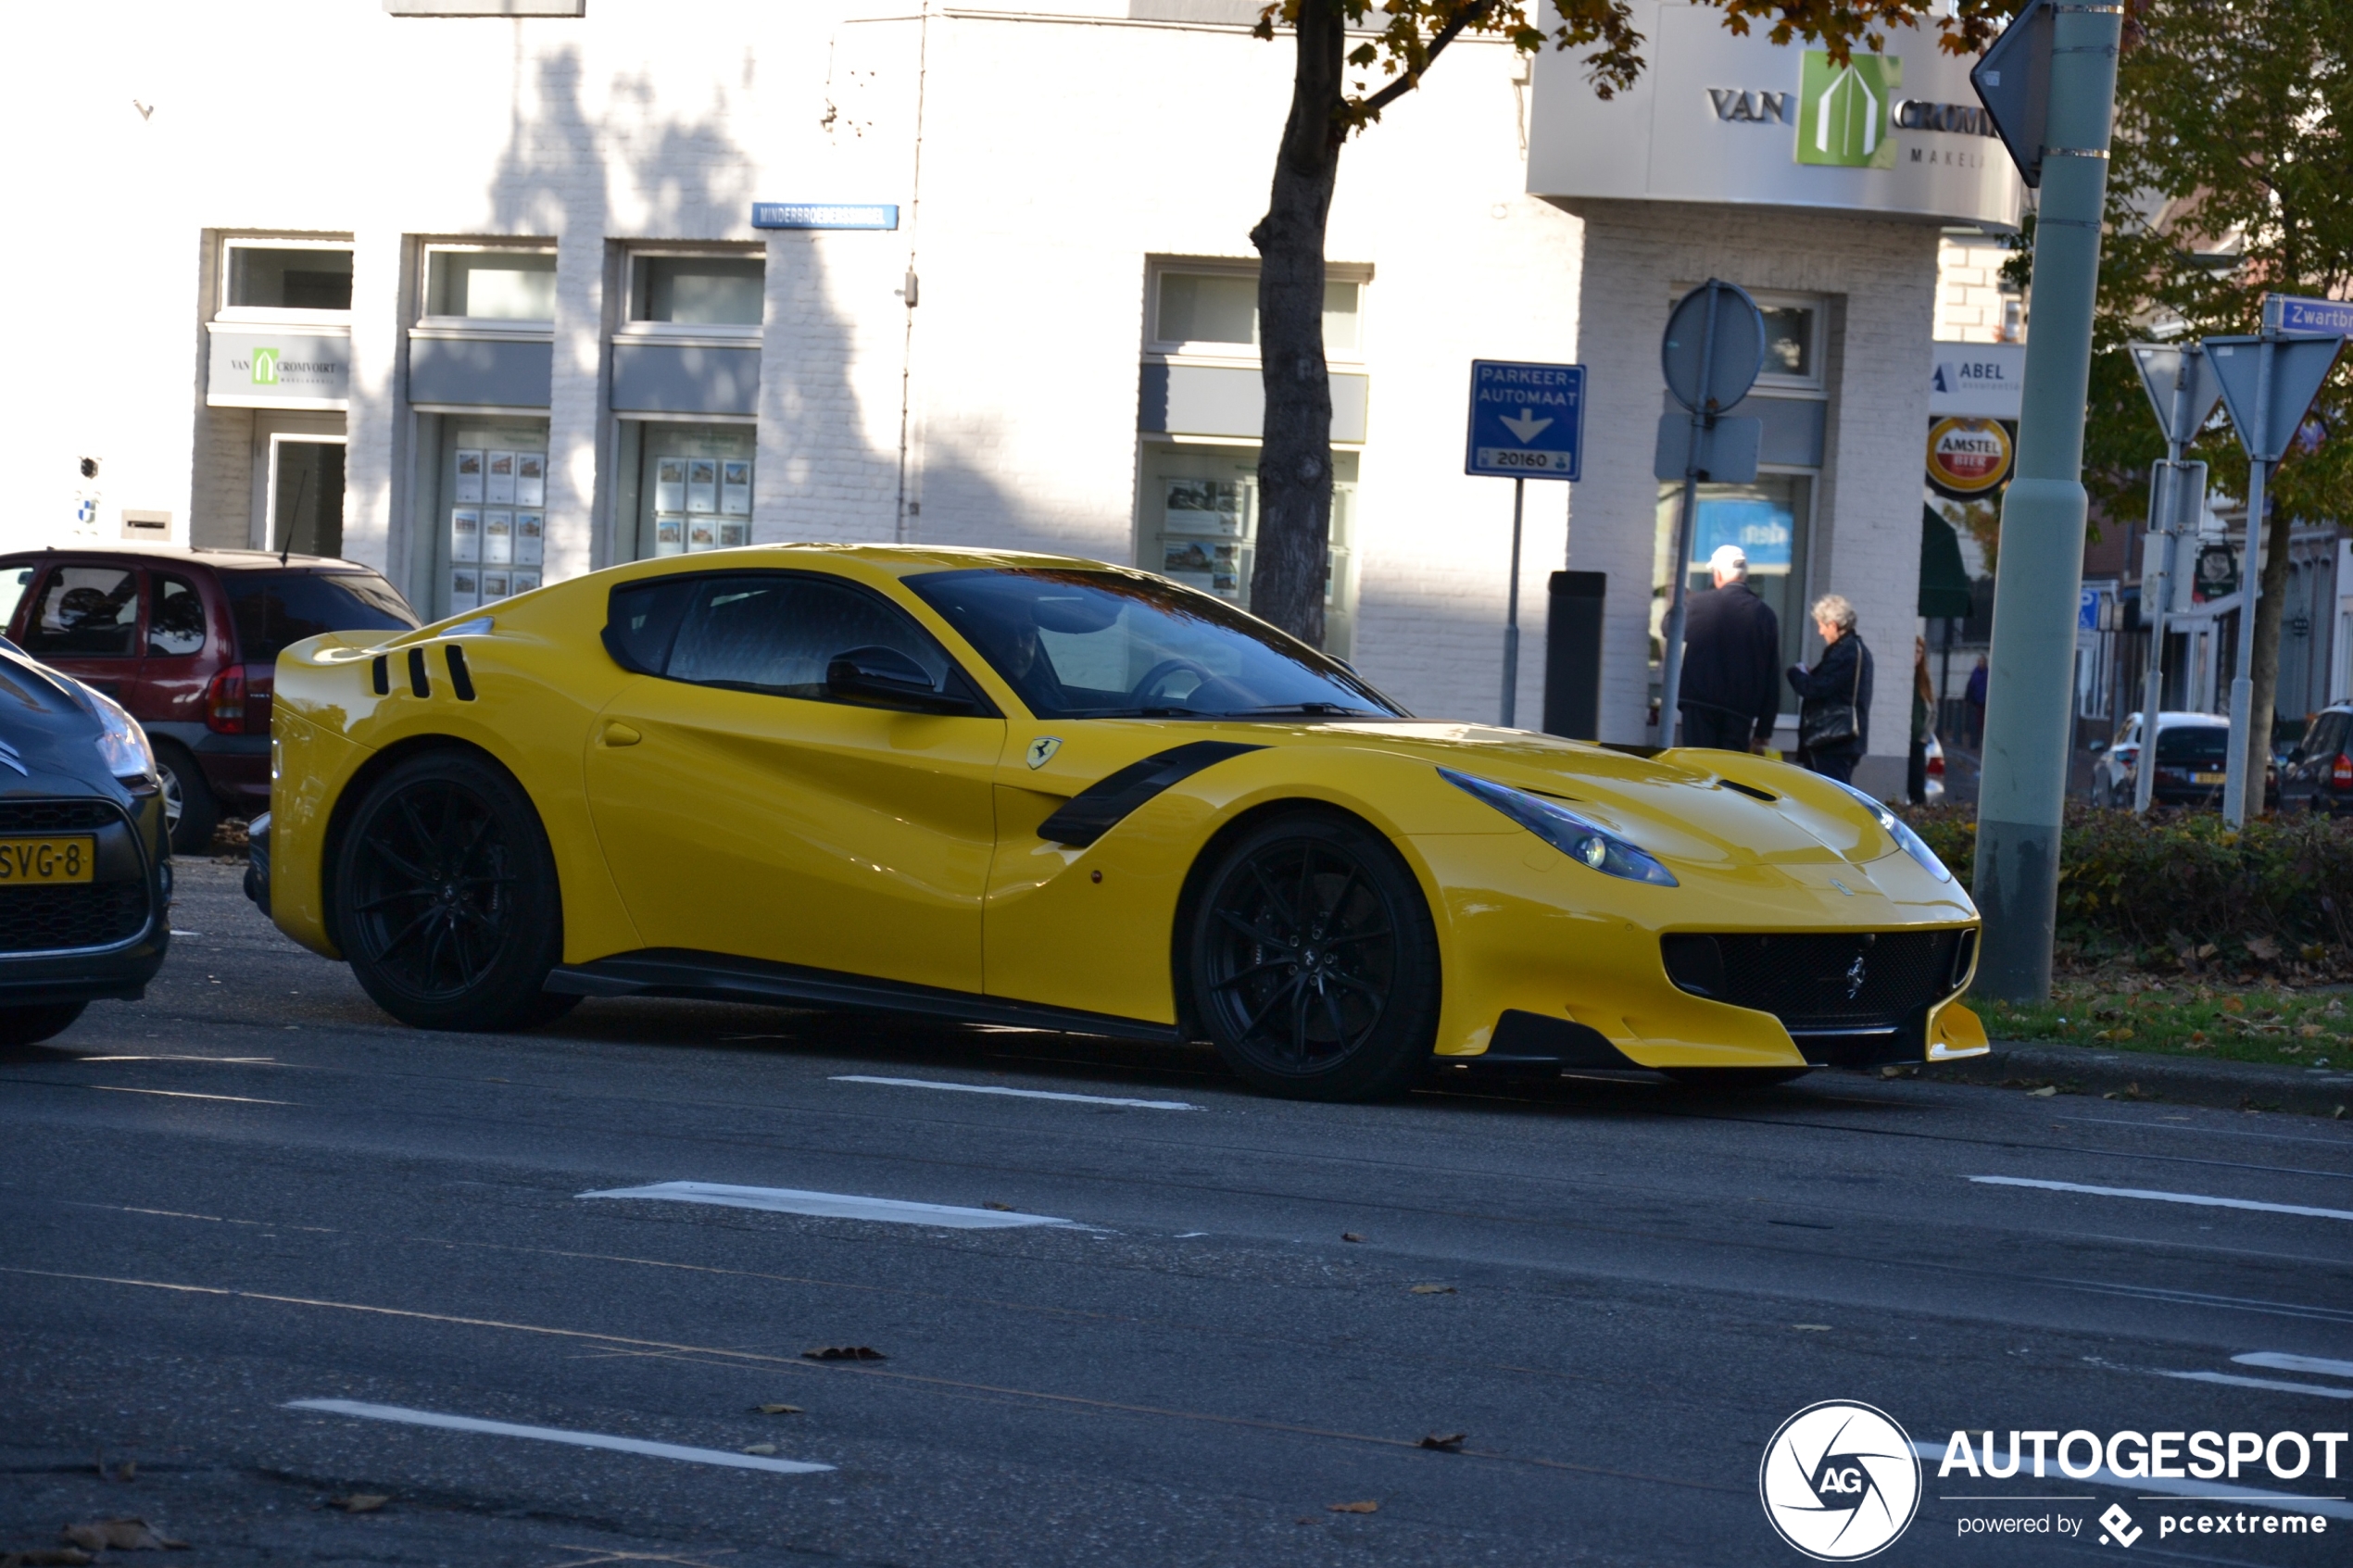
[603,722,643,746]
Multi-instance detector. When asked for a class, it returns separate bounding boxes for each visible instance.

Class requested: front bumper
[0,795,170,1006]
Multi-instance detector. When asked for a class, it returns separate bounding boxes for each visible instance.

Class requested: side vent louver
[371,655,389,696]
[407,646,430,697]
[445,644,476,701]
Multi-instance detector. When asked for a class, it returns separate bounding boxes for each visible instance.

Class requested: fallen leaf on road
[60,1519,186,1550]
[803,1346,886,1361]
[751,1404,804,1415]
[1407,1284,1455,1295]
[2302,1024,2326,1038]
[1418,1432,1467,1452]
[1327,1500,1378,1514]
[982,1201,1014,1211]
[1792,1324,1832,1332]
[1340,1233,1364,1243]
[328,1494,388,1514]
[2027,1085,2058,1098]
[741,1444,779,1456]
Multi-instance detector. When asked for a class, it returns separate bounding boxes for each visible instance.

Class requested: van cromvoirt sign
[206,327,351,409]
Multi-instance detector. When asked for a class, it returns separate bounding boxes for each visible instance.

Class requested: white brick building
[3,0,2016,770]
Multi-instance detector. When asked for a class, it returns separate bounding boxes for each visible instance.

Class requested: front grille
[1662,930,1968,1032]
[0,882,150,953]
[0,799,119,834]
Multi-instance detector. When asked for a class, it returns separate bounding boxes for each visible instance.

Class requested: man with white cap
[1674,543,1780,752]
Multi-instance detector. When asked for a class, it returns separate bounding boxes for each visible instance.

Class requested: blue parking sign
[1466,360,1585,480]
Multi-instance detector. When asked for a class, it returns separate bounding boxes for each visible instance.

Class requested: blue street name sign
[751,202,900,231]
[2268,293,2353,337]
[1466,360,1585,480]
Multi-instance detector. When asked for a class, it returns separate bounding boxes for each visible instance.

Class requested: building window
[612,420,757,561]
[1139,444,1358,659]
[629,255,765,327]
[1753,297,1824,392]
[1148,265,1365,358]
[421,416,552,616]
[219,237,353,320]
[422,245,557,322]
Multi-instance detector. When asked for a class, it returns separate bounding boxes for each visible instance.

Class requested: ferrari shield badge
[1026,736,1063,770]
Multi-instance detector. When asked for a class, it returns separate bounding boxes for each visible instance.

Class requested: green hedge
[1897,805,2353,958]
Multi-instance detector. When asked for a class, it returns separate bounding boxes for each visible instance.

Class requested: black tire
[332,750,564,1032]
[1186,810,1441,1101]
[1661,1067,1812,1091]
[0,1001,88,1047]
[153,742,219,857]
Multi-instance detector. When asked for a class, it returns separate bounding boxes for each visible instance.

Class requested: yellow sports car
[250,546,1985,1100]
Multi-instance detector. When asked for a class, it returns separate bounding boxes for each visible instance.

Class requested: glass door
[268,438,347,558]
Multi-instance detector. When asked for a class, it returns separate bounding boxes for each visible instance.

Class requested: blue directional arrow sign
[1466,360,1585,480]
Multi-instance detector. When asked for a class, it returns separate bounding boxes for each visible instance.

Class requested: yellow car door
[583,569,1005,994]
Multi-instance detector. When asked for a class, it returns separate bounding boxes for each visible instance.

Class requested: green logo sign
[1796,51,1901,169]
[251,346,281,386]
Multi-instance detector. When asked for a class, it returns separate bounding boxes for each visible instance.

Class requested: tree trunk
[1247,0,1345,648]
[2244,491,2293,806]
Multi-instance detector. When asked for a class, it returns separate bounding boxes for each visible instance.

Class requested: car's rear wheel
[333,750,564,1032]
[1661,1067,1812,1091]
[153,742,219,856]
[1187,811,1440,1101]
[0,1001,88,1047]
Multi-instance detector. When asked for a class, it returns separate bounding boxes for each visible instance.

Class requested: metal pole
[1656,283,1724,746]
[2133,360,2189,815]
[1500,476,1525,727]
[2221,339,2274,828]
[1970,0,2123,1002]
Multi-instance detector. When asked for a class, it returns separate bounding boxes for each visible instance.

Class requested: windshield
[226,571,418,662]
[2156,726,2229,765]
[905,567,1404,721]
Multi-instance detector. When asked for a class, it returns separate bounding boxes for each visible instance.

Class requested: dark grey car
[0,637,172,1046]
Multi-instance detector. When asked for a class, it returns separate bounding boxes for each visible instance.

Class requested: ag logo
[1025,735,1063,770]
[250,346,281,386]
[1759,1400,1920,1561]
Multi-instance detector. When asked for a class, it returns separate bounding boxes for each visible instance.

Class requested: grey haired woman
[1786,594,1873,784]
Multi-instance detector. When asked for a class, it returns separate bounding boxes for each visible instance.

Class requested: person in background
[1907,635,1934,804]
[1787,594,1873,784]
[1965,655,1989,749]
[1674,544,1781,752]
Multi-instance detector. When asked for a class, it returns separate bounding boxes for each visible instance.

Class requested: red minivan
[0,546,418,853]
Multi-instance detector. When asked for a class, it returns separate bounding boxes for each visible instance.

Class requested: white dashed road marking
[286,1399,832,1474]
[2153,1369,2353,1400]
[2236,1352,2353,1379]
[578,1181,1078,1229]
[1969,1175,2353,1223]
[830,1074,1200,1110]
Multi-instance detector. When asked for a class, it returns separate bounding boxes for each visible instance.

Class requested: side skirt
[545,948,1187,1044]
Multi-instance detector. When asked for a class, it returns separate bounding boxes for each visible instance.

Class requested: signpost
[2124,342,2222,813]
[1466,360,1586,726]
[2204,306,2347,826]
[1966,0,2120,1002]
[1653,280,1766,746]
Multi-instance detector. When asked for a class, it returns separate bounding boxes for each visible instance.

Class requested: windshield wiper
[1237,701,1378,718]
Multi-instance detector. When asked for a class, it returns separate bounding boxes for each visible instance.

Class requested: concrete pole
[1969,2,2123,1002]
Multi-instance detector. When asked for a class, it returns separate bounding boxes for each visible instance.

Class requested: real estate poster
[483,510,513,564]
[454,450,484,504]
[686,458,718,514]
[482,571,511,600]
[654,518,686,556]
[687,519,718,552]
[721,460,751,516]
[655,458,686,514]
[516,452,547,507]
[514,511,544,565]
[449,569,480,613]
[450,508,482,563]
[486,451,516,505]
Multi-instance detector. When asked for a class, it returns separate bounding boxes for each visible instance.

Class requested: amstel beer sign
[1925,415,2015,498]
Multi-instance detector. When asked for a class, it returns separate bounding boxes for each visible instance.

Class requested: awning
[1919,507,1973,619]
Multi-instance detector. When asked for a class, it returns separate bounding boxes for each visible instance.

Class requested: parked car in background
[2279,703,2353,815]
[0,547,418,853]
[2095,710,2272,809]
[0,636,173,1046]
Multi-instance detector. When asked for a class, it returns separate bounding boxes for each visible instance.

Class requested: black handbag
[1799,641,1864,752]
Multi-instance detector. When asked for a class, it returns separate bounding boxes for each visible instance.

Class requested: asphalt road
[5,860,2351,1567]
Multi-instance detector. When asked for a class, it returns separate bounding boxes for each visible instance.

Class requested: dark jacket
[1788,630,1873,758]
[1677,583,1781,740]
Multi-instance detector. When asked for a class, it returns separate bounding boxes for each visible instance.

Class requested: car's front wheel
[153,742,219,856]
[0,1001,88,1047]
[333,750,565,1032]
[1186,811,1440,1101]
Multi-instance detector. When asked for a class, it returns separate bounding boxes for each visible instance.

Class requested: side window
[0,566,35,634]
[664,576,950,700]
[148,574,208,658]
[22,567,140,659]
[2311,713,2348,760]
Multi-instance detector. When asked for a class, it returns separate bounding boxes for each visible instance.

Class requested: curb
[1920,1041,2353,1117]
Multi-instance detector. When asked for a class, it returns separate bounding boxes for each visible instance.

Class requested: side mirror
[825,645,974,714]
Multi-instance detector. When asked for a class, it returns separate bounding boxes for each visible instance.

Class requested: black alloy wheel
[333,750,573,1032]
[153,742,219,856]
[1188,811,1440,1101]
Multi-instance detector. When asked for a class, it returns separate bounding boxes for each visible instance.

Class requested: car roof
[0,544,377,573]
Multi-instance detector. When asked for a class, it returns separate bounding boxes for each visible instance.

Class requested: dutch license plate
[2193,771,2227,784]
[0,836,96,884]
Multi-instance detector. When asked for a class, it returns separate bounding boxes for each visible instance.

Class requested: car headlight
[1825,778,1953,883]
[89,688,157,781]
[1440,769,1678,886]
